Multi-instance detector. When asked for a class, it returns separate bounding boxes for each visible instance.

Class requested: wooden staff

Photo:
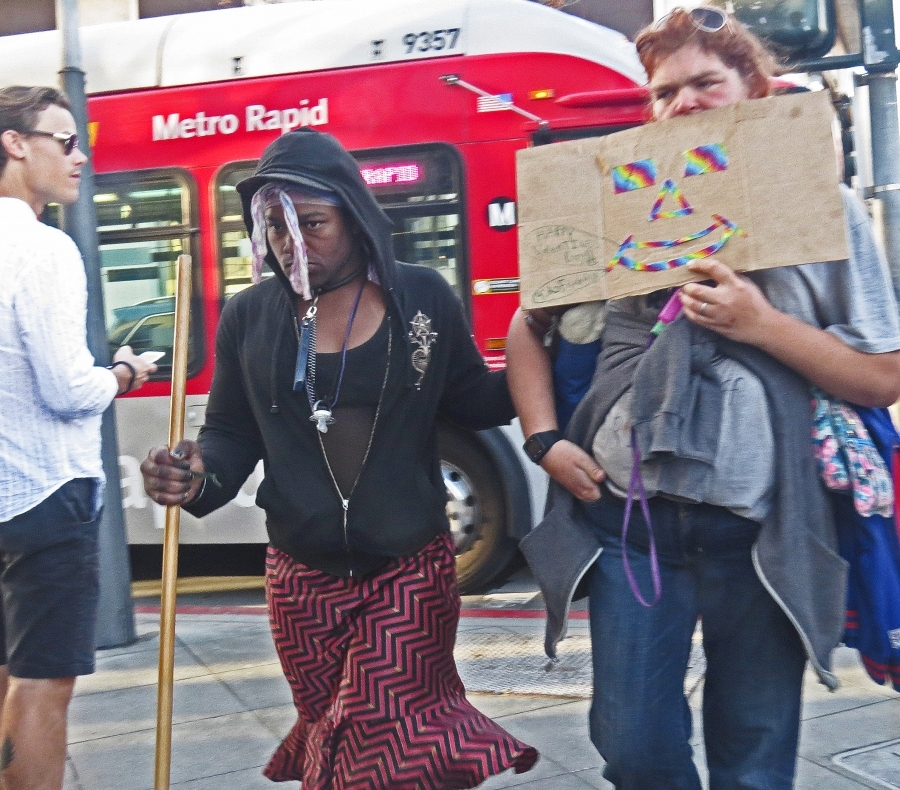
[154,254,192,790]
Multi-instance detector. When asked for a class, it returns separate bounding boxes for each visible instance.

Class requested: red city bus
[1,0,648,591]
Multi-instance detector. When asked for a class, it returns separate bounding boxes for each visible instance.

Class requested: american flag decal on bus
[476,93,513,112]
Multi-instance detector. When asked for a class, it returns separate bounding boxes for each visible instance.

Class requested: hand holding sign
[680,258,776,344]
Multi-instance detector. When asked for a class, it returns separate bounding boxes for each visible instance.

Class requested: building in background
[2,0,651,37]
[530,0,652,39]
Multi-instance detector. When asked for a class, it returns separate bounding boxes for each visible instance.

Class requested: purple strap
[617,294,676,606]
[621,426,662,607]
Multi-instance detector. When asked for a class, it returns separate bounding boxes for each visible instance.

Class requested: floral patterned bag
[811,391,893,518]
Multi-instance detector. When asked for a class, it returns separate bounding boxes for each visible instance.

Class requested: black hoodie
[185,129,515,576]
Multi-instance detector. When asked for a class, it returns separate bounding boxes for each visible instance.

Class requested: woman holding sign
[508,7,900,790]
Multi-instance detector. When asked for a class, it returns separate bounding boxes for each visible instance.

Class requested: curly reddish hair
[635,7,777,100]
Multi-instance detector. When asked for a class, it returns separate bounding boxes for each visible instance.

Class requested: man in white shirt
[0,85,154,790]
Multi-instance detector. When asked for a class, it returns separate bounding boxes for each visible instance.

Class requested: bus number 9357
[403,29,460,54]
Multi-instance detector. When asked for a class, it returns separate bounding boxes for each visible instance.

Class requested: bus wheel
[439,426,517,594]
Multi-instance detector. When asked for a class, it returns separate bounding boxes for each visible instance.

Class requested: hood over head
[236,129,397,297]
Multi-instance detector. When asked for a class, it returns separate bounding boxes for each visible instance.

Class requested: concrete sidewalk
[64,606,900,790]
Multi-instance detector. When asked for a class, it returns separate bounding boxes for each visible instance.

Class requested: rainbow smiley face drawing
[606,144,745,273]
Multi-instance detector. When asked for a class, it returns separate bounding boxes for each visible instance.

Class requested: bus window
[44,172,203,376]
[215,145,466,307]
[217,164,264,298]
[390,213,461,289]
[98,172,202,375]
[355,145,466,303]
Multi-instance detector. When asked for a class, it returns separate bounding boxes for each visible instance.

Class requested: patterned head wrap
[249,182,342,300]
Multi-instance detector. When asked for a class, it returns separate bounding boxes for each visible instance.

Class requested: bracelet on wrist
[183,476,207,506]
[108,360,137,394]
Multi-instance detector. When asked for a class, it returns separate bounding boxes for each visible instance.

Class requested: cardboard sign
[516,91,848,308]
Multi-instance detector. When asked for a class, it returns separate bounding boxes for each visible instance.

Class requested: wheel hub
[442,460,480,555]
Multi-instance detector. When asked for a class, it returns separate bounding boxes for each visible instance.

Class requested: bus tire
[438,423,518,594]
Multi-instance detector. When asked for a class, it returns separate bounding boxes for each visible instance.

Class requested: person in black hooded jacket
[140,129,537,788]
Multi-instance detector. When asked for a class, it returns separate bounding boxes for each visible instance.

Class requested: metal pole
[859,0,900,305]
[154,255,192,790]
[56,0,137,648]
[866,71,900,307]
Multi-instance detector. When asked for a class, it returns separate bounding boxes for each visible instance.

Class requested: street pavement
[63,568,900,790]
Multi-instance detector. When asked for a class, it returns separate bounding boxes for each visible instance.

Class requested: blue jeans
[584,495,806,790]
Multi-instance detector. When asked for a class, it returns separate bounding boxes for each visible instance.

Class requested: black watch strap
[523,430,562,464]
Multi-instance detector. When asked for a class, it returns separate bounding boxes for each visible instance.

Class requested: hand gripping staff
[154,255,192,790]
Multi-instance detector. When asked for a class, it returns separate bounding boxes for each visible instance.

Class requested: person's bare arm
[507,310,557,436]
[681,259,900,407]
[507,309,606,500]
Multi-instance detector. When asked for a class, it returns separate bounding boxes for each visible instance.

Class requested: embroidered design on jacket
[408,311,438,388]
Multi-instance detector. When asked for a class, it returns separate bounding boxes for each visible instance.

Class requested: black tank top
[313,314,390,495]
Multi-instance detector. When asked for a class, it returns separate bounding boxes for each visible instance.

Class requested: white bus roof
[0,0,645,95]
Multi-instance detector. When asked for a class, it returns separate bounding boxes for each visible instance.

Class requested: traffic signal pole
[56,0,137,648]
[859,0,900,307]
[730,0,900,303]
[866,71,900,305]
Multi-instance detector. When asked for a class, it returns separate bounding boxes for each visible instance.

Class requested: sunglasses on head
[654,5,733,34]
[25,129,79,155]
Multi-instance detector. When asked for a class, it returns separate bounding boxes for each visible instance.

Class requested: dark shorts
[0,479,101,679]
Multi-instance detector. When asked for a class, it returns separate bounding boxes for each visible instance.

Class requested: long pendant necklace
[293,278,367,433]
[318,321,392,509]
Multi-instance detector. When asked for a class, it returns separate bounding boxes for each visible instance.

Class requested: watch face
[525,436,543,460]
[525,432,558,463]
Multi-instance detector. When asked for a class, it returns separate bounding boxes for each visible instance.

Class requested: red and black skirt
[264,532,538,789]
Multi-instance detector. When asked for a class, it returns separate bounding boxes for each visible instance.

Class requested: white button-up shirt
[0,197,118,522]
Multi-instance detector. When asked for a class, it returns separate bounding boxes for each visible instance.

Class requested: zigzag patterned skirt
[264,533,538,788]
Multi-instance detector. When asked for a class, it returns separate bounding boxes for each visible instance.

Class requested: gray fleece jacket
[521,308,847,689]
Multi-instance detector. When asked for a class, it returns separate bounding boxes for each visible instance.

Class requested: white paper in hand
[139,351,166,363]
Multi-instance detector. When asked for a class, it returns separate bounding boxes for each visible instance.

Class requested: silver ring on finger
[700,301,709,315]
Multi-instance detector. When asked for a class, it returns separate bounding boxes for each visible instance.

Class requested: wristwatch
[523,430,562,464]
